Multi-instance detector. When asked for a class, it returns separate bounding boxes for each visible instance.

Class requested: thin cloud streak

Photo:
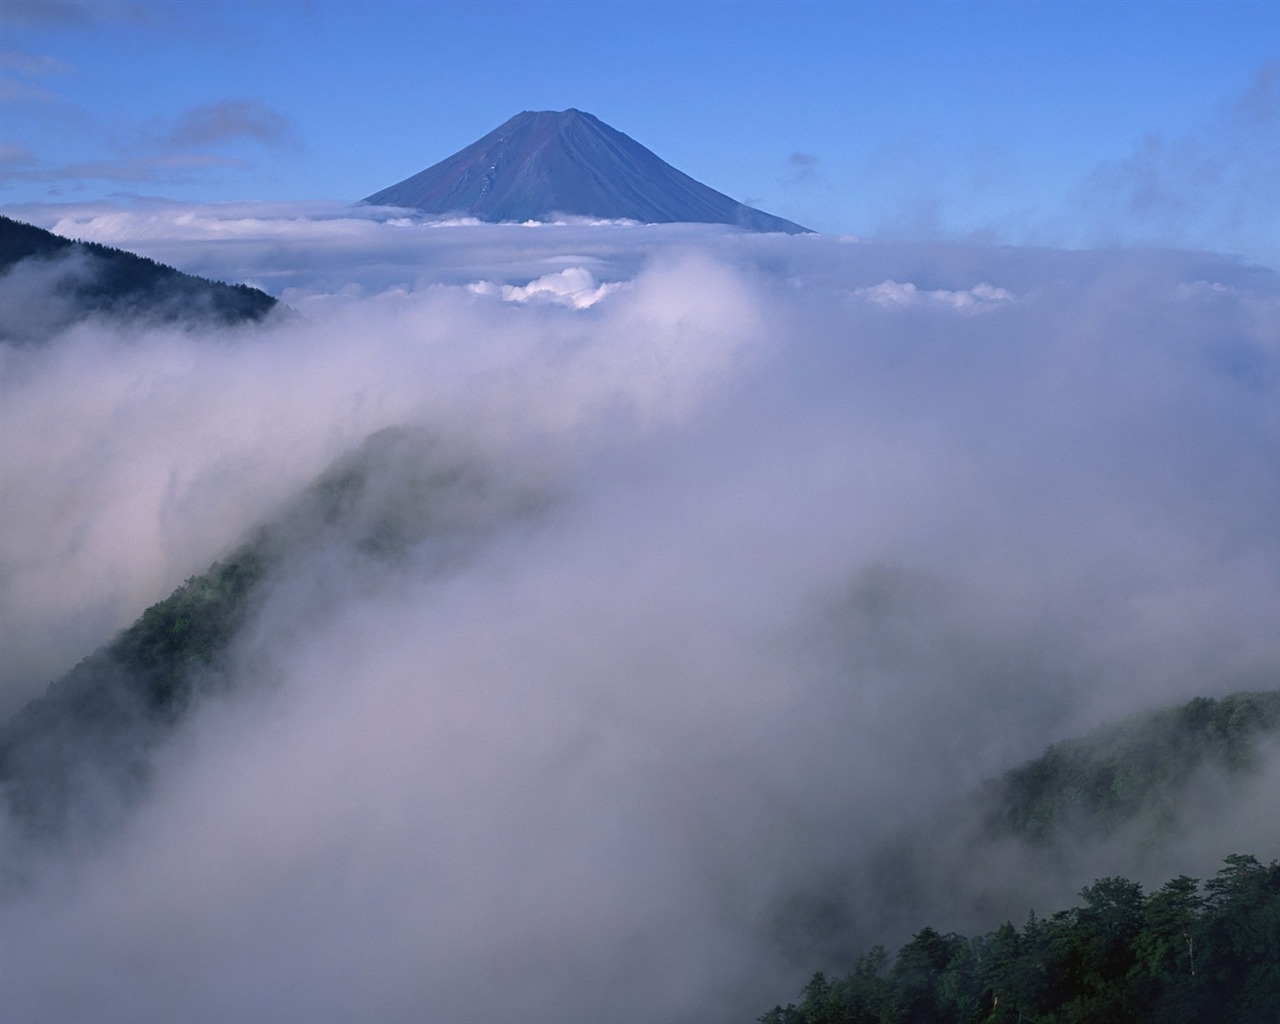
[1064,61,1280,264]
[0,151,261,191]
[0,1,158,30]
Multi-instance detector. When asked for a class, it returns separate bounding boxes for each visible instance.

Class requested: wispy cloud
[0,50,71,104]
[0,1,157,29]
[0,144,41,178]
[0,97,299,193]
[1067,61,1279,262]
[0,76,56,104]
[159,99,302,151]
[2,153,249,185]
[0,51,71,78]
[854,278,1015,312]
[777,150,821,187]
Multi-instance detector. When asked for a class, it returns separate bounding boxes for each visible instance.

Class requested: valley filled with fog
[2,205,1278,1023]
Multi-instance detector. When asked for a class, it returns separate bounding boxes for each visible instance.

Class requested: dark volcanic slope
[363,108,810,233]
[0,216,277,342]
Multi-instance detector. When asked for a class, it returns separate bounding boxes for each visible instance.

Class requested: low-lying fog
[2,204,1278,1023]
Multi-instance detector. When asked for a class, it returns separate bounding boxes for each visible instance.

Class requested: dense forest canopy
[979,690,1280,843]
[761,853,1280,1024]
[762,695,1280,1022]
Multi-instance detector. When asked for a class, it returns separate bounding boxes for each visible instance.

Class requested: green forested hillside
[766,692,1280,1022]
[0,547,266,847]
[0,215,277,340]
[761,853,1280,1024]
[0,428,537,856]
[979,691,1280,843]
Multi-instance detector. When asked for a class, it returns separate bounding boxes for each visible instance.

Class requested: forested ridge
[0,215,277,339]
[0,428,537,858]
[0,442,375,849]
[979,691,1280,843]
[0,443,392,846]
[0,547,266,852]
[761,853,1280,1024]
[766,692,1280,1023]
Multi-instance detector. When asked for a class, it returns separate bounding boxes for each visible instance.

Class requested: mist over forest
[1,204,1278,1023]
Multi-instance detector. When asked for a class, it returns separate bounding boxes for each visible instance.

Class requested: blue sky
[1,0,1277,263]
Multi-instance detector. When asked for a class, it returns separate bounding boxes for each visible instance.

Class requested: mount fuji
[363,108,810,233]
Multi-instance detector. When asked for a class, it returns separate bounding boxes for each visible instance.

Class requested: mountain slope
[0,428,541,876]
[0,216,277,342]
[979,691,1280,843]
[769,689,1280,969]
[363,108,810,233]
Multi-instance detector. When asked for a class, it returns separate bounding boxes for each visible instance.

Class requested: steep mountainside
[0,216,277,342]
[979,691,1280,843]
[363,108,810,233]
[0,428,540,875]
[769,689,1280,971]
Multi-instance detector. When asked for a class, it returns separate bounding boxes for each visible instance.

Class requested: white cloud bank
[1,204,1278,1023]
[854,278,1015,311]
[468,266,622,308]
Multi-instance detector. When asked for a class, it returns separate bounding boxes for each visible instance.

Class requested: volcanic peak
[363,108,809,233]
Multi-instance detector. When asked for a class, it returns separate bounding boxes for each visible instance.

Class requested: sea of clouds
[1,203,1278,1022]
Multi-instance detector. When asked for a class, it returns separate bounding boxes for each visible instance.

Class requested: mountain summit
[363,109,809,233]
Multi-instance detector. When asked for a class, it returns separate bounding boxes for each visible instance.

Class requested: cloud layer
[1,207,1278,1022]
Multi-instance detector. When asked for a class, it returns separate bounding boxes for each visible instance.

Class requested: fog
[2,206,1278,1022]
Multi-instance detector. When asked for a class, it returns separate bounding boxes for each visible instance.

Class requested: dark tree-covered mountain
[770,689,1280,973]
[363,108,810,233]
[979,690,1280,844]
[0,215,278,342]
[0,428,543,879]
[761,854,1280,1024]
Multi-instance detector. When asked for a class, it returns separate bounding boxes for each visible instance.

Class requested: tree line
[761,854,1279,1024]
